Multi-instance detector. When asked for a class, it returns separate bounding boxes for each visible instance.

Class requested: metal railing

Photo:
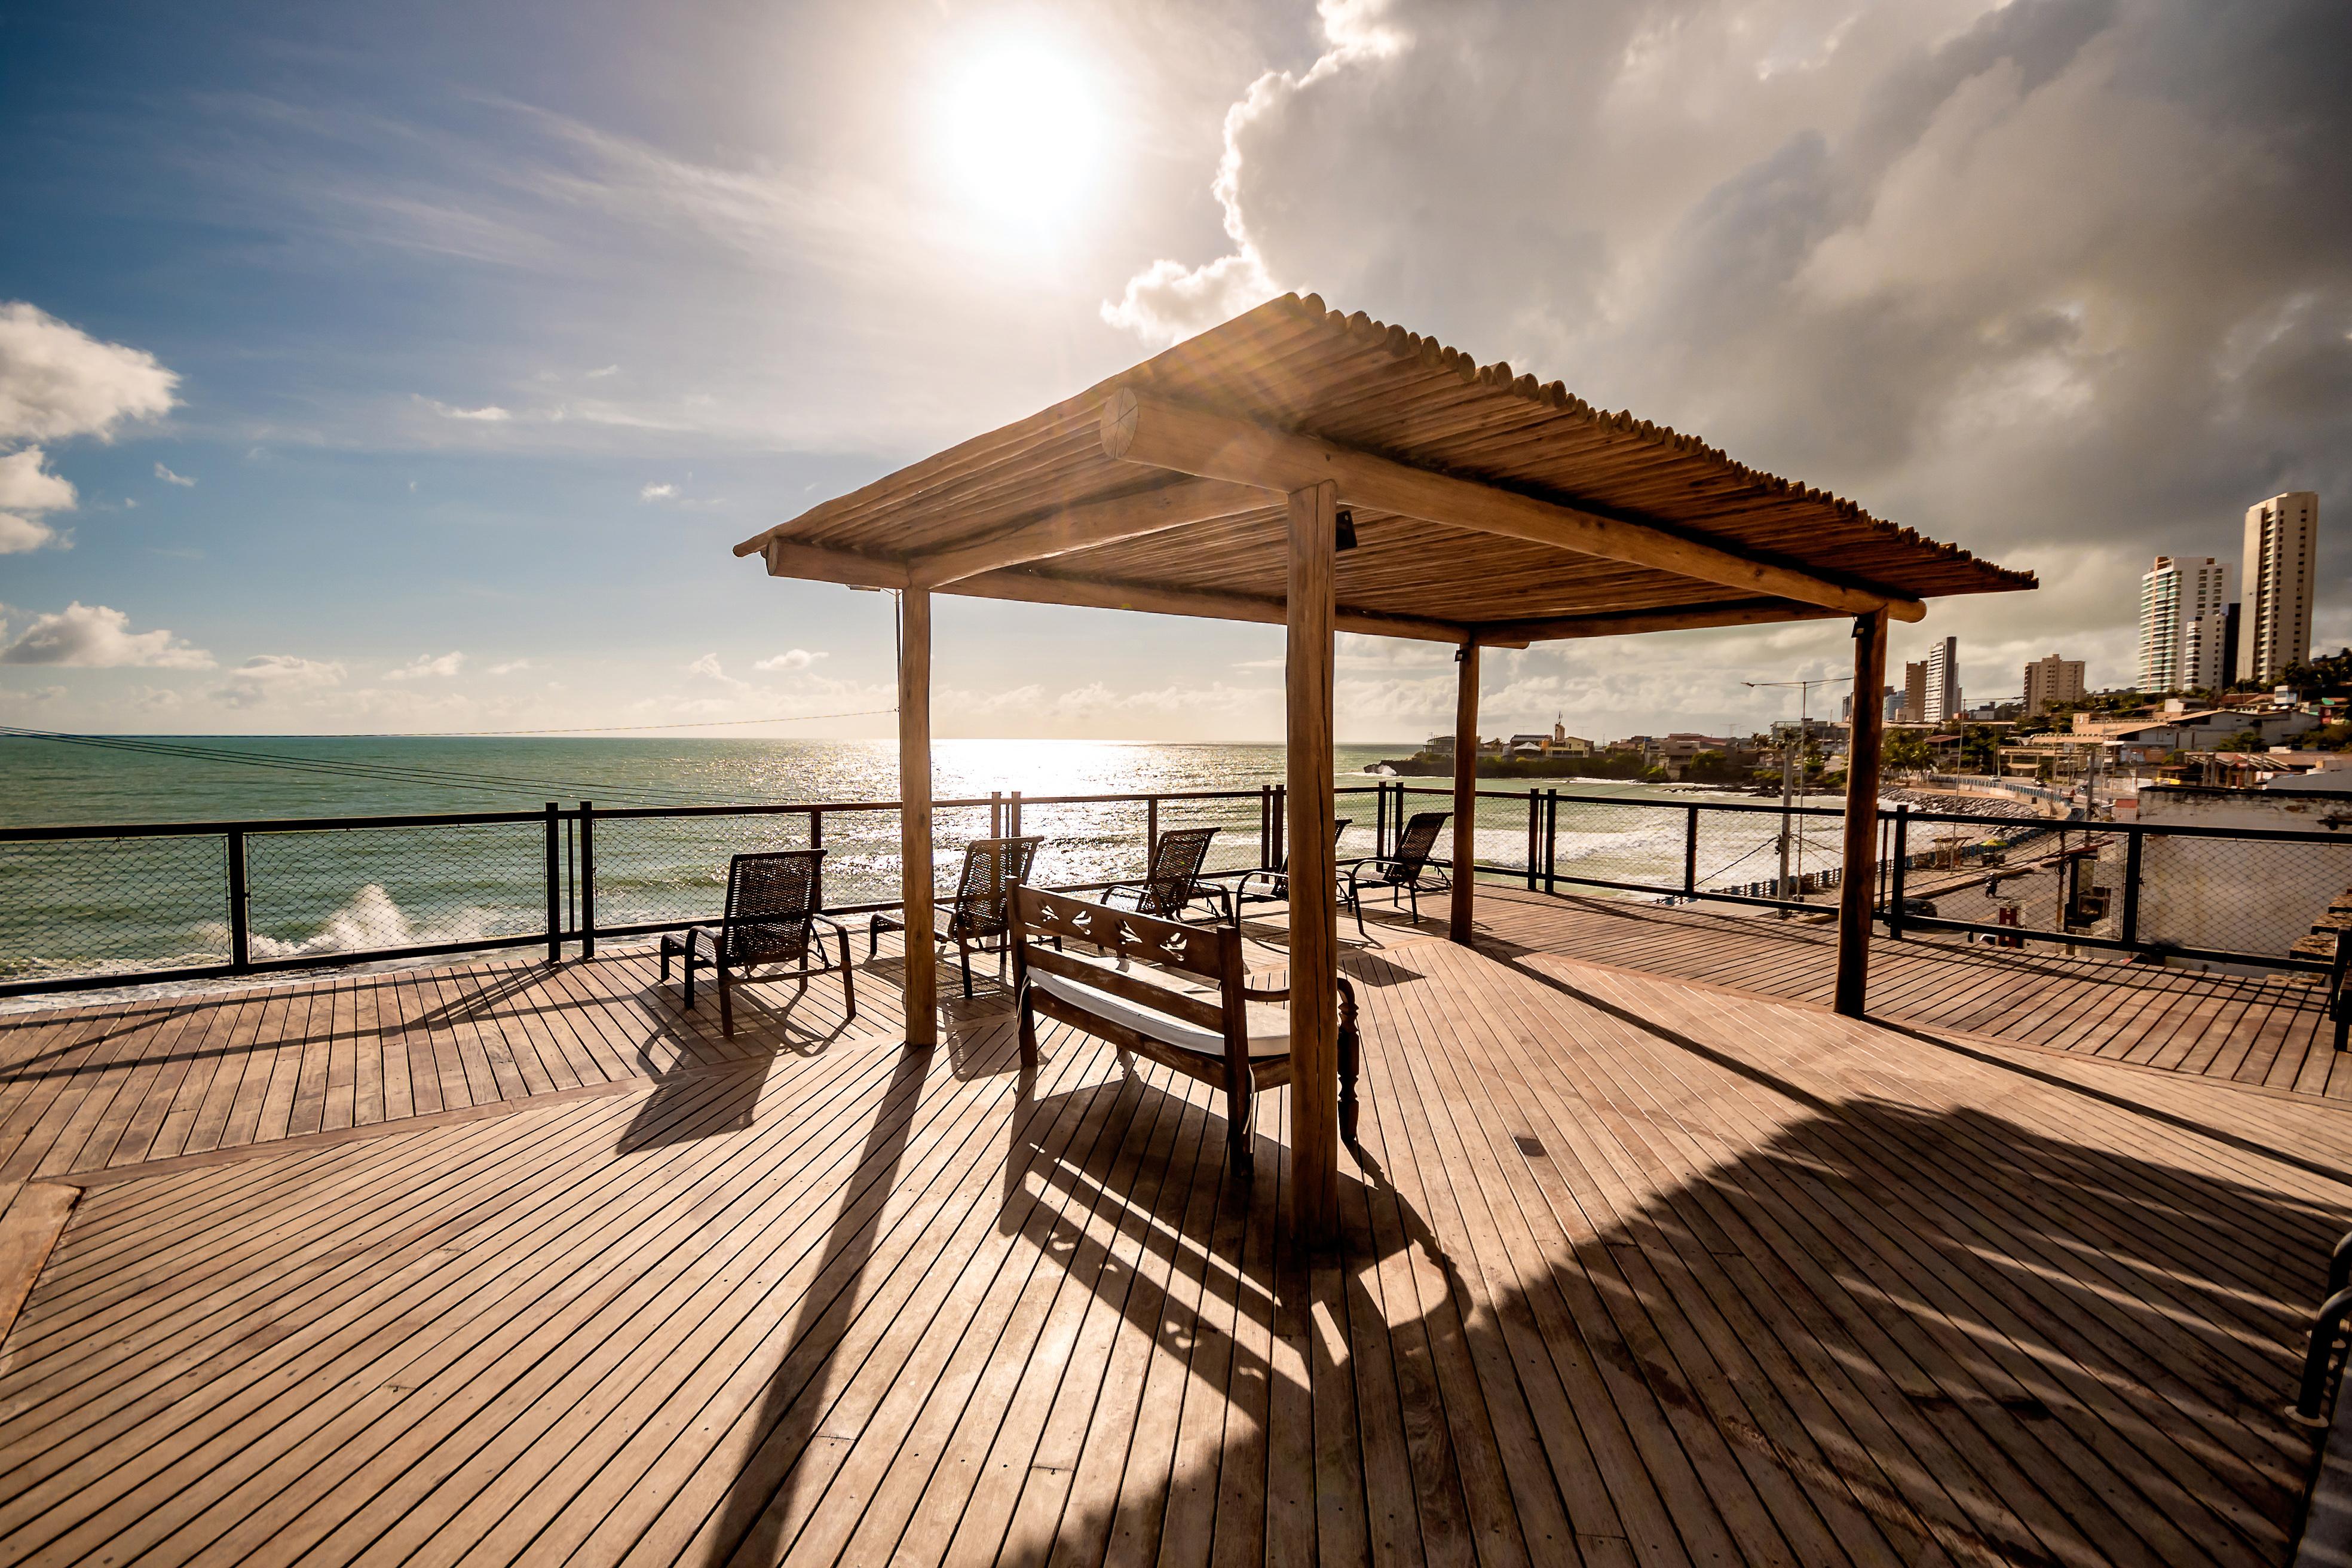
[0,785,1374,998]
[6,778,2347,997]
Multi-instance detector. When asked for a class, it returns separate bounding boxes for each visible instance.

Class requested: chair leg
[1017,988,1039,1074]
[659,941,671,984]
[1350,874,1369,941]
[868,915,881,959]
[718,963,733,1039]
[682,947,697,1010]
[958,936,974,1000]
[839,929,857,1021]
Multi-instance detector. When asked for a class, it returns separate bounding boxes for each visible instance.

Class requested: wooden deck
[1469,885,2348,1100]
[2,899,2348,1566]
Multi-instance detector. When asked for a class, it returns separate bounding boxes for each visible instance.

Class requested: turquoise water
[0,736,1823,993]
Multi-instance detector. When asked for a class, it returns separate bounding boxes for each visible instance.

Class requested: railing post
[1526,791,1541,891]
[226,828,250,973]
[991,790,1003,840]
[810,806,823,850]
[1888,805,1910,940]
[2120,824,2143,951]
[1261,785,1275,870]
[543,801,561,963]
[1146,796,1159,865]
[1376,780,1389,860]
[1009,791,1022,837]
[1683,805,1699,898]
[578,800,596,960]
[1270,785,1285,872]
[1545,789,1559,895]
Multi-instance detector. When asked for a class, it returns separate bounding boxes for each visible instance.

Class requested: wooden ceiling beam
[762,538,911,590]
[1100,389,1926,623]
[913,478,1271,588]
[1471,598,1838,645]
[941,565,1485,645]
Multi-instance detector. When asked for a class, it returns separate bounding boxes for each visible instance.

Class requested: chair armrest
[808,912,855,942]
[1239,984,1293,1003]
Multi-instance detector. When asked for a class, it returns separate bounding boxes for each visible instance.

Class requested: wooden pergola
[733,293,2034,1240]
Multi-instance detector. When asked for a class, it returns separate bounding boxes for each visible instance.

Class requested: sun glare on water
[936,39,1104,237]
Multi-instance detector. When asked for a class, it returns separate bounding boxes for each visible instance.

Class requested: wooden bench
[1010,886,1359,1177]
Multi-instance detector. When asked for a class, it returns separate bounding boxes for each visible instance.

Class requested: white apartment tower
[2240,491,2319,684]
[1922,636,1960,724]
[2139,556,2230,693]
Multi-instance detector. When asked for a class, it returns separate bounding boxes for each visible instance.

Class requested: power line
[397,706,898,737]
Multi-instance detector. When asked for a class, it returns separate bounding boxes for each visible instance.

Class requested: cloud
[639,482,677,501]
[0,447,76,513]
[585,364,620,378]
[153,461,195,486]
[0,302,178,442]
[419,397,512,422]
[752,648,823,672]
[0,447,78,554]
[0,513,59,553]
[685,651,746,688]
[385,650,466,679]
[0,602,213,668]
[211,653,347,708]
[486,658,535,675]
[1105,0,2352,681]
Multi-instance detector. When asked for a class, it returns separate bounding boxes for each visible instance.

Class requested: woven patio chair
[659,848,855,1037]
[1231,818,1351,913]
[867,835,1043,998]
[1342,810,1452,938]
[1100,825,1229,924]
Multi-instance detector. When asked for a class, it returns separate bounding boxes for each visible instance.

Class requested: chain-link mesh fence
[0,833,231,987]
[2135,828,2352,963]
[245,821,547,959]
[592,810,825,932]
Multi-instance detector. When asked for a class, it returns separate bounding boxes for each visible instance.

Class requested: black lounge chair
[866,835,1043,998]
[1343,810,1451,938]
[1232,818,1352,913]
[1101,825,1230,924]
[660,848,855,1037]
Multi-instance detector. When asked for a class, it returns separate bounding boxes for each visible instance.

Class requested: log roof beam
[1099,390,1926,623]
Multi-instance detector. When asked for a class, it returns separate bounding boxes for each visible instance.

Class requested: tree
[2213,728,2265,752]
[1884,730,1933,773]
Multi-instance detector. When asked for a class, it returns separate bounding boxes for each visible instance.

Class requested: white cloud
[685,651,746,688]
[154,461,195,486]
[486,658,535,675]
[0,602,213,668]
[419,397,512,422]
[0,447,76,513]
[585,364,620,378]
[752,648,824,672]
[0,513,60,554]
[0,302,178,443]
[0,447,78,553]
[212,653,347,708]
[385,650,467,679]
[639,481,677,501]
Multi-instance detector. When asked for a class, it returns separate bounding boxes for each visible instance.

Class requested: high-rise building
[1901,660,1928,723]
[2022,654,2085,716]
[2240,491,2319,684]
[1923,636,1960,724]
[2139,555,2230,693]
[1882,688,1902,722]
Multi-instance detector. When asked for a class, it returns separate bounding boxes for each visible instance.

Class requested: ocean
[0,736,1842,997]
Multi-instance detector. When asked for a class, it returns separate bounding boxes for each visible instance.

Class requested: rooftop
[0,888,2339,1566]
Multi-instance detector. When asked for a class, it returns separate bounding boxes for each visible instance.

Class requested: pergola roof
[734,293,2034,644]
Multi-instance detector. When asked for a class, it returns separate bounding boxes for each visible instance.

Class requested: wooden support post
[898,587,937,1047]
[1835,608,1889,1017]
[1285,480,1340,1244]
[1450,644,1479,944]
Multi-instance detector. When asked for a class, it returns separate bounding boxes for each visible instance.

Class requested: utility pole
[1747,673,1851,915]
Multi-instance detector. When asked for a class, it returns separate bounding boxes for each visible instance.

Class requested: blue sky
[3,0,2345,741]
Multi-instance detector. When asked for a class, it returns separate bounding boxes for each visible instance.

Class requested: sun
[936,39,1103,234]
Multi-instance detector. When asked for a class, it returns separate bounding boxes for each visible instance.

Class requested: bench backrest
[1012,885,1248,1049]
